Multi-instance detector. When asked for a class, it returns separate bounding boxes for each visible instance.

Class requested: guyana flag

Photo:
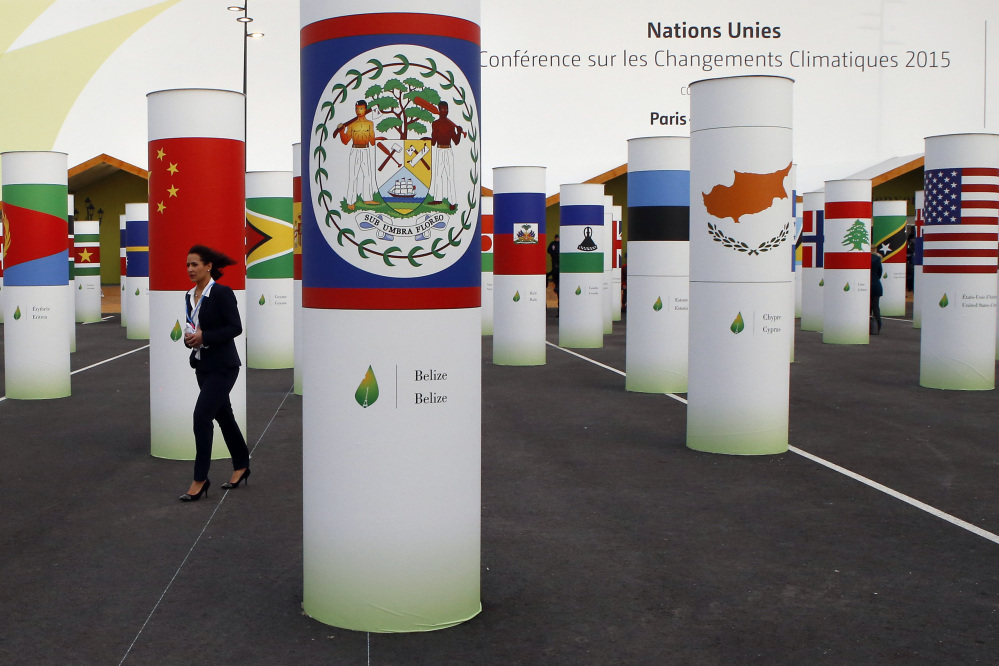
[246,197,293,279]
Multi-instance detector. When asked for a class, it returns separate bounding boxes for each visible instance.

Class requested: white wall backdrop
[7,0,997,195]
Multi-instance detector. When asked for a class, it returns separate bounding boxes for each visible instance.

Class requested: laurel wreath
[707,220,790,256]
[312,55,480,268]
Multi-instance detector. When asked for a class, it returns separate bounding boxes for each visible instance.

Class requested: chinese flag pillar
[686,76,793,455]
[293,142,304,395]
[1,151,71,399]
[147,88,247,460]
[300,0,481,632]
[492,166,546,366]
[625,135,689,394]
[822,179,872,345]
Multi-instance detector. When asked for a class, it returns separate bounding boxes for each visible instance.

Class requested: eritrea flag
[1,183,68,286]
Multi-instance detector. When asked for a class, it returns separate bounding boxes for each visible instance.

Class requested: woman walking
[179,245,251,501]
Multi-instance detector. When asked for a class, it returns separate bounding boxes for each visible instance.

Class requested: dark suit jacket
[185,283,242,371]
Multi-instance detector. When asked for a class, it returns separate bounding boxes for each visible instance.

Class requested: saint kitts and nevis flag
[1,182,68,286]
[246,196,294,279]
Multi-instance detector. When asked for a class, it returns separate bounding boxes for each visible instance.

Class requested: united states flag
[923,167,999,274]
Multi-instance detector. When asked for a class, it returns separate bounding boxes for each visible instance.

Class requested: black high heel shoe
[221,468,250,489]
[179,479,210,502]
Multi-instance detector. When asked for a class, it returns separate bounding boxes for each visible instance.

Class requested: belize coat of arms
[310,45,480,278]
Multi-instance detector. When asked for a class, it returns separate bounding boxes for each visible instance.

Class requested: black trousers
[192,366,249,482]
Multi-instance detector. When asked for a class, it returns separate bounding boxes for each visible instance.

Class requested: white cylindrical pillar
[913,191,924,329]
[119,214,128,327]
[481,195,494,335]
[492,167,546,365]
[147,88,247,459]
[920,133,999,390]
[611,204,623,322]
[246,170,294,369]
[1,151,71,399]
[125,203,150,340]
[559,184,605,348]
[601,195,614,334]
[873,200,908,316]
[800,191,825,332]
[822,179,872,345]
[73,219,101,322]
[788,165,797,362]
[293,142,304,395]
[301,1,481,632]
[625,136,689,393]
[687,75,793,455]
[66,195,76,352]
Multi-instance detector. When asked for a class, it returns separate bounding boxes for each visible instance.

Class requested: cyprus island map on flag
[702,162,793,255]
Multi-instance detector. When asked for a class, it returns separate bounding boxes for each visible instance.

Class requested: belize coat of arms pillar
[245,170,294,369]
[1,151,71,399]
[300,0,482,632]
[625,136,689,394]
[293,142,304,395]
[822,179,872,345]
[920,133,999,390]
[147,88,247,460]
[492,166,546,366]
[686,76,793,455]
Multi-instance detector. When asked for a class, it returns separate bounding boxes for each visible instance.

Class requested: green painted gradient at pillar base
[920,363,995,391]
[493,341,545,366]
[686,427,788,455]
[5,377,71,400]
[560,253,603,273]
[558,331,602,348]
[626,371,686,394]
[822,331,869,345]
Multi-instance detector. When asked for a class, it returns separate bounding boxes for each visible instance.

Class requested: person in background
[870,250,883,335]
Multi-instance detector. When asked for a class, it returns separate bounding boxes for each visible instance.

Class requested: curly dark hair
[188,244,237,280]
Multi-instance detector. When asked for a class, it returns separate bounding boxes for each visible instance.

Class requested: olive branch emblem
[707,221,789,256]
[312,54,480,268]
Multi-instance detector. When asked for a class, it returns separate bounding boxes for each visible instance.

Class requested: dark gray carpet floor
[1,307,997,664]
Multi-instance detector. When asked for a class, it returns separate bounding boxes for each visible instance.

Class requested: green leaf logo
[135,288,140,296]
[730,312,745,334]
[883,272,887,279]
[13,306,21,320]
[355,365,379,408]
[653,296,663,312]
[575,286,581,295]
[843,282,851,292]
[819,279,825,287]
[939,294,949,308]
[170,320,183,342]
[78,284,82,290]
[258,294,266,305]
[513,291,520,302]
